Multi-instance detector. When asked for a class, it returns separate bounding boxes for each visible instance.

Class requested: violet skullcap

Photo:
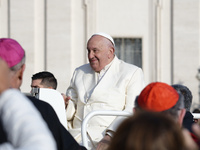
[0,38,25,68]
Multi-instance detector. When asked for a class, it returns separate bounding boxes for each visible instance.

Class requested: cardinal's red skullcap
[137,82,179,112]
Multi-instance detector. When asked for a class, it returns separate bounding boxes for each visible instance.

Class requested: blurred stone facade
[0,0,199,110]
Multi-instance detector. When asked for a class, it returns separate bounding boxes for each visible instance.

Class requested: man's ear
[108,47,115,59]
[9,64,25,89]
[111,46,115,54]
[178,108,186,127]
[110,47,115,54]
[19,64,25,80]
[16,64,25,88]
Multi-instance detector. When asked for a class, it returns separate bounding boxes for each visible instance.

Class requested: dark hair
[108,112,186,150]
[32,71,57,89]
[172,84,192,111]
[193,108,200,113]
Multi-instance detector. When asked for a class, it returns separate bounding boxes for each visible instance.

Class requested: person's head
[135,82,186,126]
[31,71,57,90]
[108,111,186,150]
[0,38,25,89]
[172,84,193,111]
[87,32,115,72]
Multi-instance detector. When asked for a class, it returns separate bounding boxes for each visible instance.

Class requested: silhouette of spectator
[0,58,56,150]
[134,82,198,149]
[0,38,86,150]
[108,111,191,150]
[30,71,68,129]
[172,84,194,132]
[31,71,57,89]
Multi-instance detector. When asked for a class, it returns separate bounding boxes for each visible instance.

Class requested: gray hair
[162,93,185,120]
[172,84,192,111]
[10,55,25,72]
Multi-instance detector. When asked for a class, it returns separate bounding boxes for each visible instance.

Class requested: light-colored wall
[2,0,74,94]
[46,0,72,93]
[0,0,199,110]
[173,0,200,109]
[96,0,152,83]
[0,0,9,37]
[10,0,35,93]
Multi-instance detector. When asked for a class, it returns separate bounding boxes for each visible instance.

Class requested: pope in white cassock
[66,32,145,150]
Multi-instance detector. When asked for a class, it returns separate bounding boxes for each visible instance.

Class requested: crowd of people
[0,33,200,150]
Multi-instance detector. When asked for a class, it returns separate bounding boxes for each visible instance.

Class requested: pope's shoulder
[116,57,142,72]
[74,63,92,74]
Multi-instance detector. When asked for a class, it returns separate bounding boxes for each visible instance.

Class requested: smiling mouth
[89,59,97,63]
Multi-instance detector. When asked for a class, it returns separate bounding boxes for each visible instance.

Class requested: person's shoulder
[27,96,55,111]
[27,96,48,105]
[27,96,84,150]
[117,58,141,71]
[74,63,93,74]
[27,96,61,126]
[76,63,90,70]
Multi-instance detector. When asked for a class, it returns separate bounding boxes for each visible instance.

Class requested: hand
[0,59,10,94]
[61,93,71,109]
[96,135,111,150]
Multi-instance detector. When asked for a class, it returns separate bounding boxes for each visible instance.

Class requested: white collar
[99,55,115,75]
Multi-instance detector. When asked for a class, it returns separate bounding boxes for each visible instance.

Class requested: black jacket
[183,111,194,133]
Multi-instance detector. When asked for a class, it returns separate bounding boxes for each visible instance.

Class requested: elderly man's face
[87,35,114,72]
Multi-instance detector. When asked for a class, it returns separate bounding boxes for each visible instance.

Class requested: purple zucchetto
[0,38,25,68]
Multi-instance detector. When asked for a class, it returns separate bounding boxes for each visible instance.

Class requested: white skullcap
[92,32,115,47]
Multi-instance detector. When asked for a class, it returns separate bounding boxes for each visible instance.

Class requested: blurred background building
[0,0,199,110]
